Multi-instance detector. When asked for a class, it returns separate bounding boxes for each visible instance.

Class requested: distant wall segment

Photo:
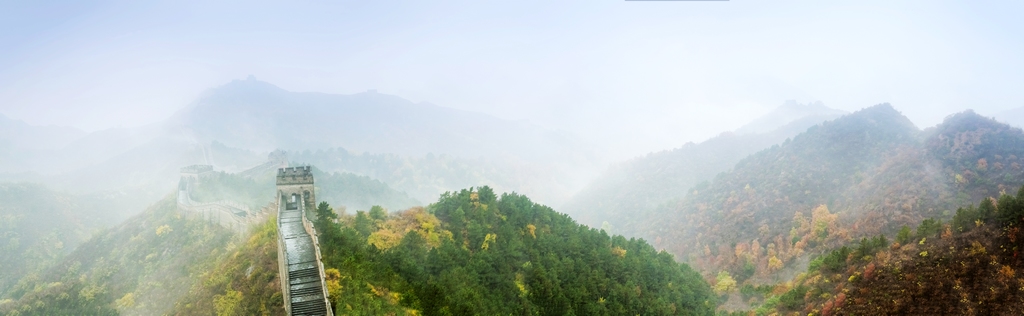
[175,164,271,235]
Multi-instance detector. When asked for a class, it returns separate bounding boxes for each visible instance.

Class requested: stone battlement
[277,166,314,185]
[181,164,214,175]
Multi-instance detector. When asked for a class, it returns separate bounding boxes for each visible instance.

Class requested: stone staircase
[278,197,331,315]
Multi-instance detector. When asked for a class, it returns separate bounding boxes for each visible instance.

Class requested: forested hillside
[0,164,419,315]
[0,196,234,315]
[564,108,841,229]
[642,104,920,264]
[310,187,715,315]
[170,186,717,315]
[171,217,284,315]
[0,183,131,297]
[3,179,714,315]
[619,105,1024,308]
[725,188,1024,315]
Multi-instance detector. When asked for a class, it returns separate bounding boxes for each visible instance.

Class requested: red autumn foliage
[821,299,835,316]
[863,262,877,280]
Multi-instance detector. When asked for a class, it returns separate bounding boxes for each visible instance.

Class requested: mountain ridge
[168,78,599,165]
[639,105,1024,285]
[563,101,846,229]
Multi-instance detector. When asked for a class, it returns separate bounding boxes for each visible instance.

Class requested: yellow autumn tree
[115,292,136,309]
[810,204,838,241]
[481,233,497,250]
[714,271,737,295]
[368,229,404,250]
[611,246,627,258]
[368,207,453,250]
[214,289,242,316]
[325,268,342,303]
[155,225,172,236]
[767,256,783,272]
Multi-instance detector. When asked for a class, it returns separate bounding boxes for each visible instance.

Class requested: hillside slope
[310,187,716,315]
[633,106,1024,285]
[170,186,718,315]
[564,107,842,229]
[171,217,284,315]
[730,188,1024,315]
[0,183,137,296]
[0,163,424,315]
[0,195,234,315]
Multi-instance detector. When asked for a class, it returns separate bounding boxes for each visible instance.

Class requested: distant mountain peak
[165,78,595,165]
[822,103,916,133]
[215,77,287,94]
[860,102,897,112]
[942,109,984,122]
[779,99,829,111]
[932,109,1015,138]
[736,100,846,135]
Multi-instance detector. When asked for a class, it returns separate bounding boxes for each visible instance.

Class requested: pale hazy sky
[2,0,1023,156]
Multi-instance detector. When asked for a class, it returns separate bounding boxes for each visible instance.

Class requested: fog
[3,0,1023,158]
[4,0,1024,218]
[7,2,1024,314]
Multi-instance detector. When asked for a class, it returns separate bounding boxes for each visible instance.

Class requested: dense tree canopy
[316,187,716,315]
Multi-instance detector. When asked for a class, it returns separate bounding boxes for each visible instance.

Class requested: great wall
[177,164,273,235]
[176,155,333,315]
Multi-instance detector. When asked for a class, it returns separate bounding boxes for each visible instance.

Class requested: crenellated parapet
[277,166,316,215]
[180,164,214,180]
[277,166,314,185]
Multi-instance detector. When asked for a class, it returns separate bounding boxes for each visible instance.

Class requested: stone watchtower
[178,164,214,194]
[277,166,315,215]
[180,164,214,183]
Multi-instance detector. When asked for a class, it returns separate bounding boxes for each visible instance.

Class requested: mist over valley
[4,1,1024,315]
